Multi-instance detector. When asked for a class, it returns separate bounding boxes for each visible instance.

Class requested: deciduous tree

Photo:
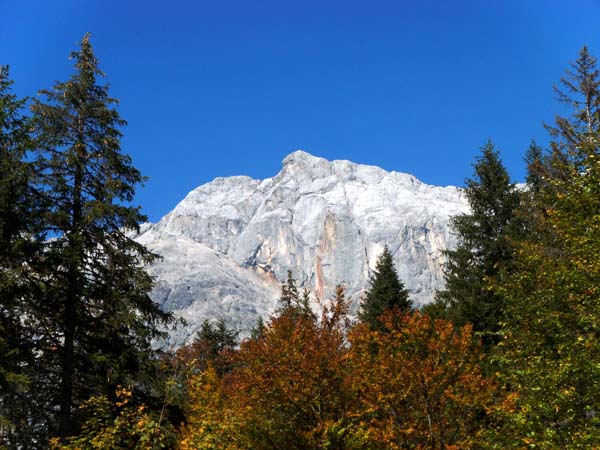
[348,311,500,449]
[214,287,350,449]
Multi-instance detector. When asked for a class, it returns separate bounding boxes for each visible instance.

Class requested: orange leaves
[224,306,351,448]
[179,300,500,448]
[347,312,497,449]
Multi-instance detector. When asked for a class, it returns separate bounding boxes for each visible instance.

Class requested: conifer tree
[548,46,600,157]
[276,270,313,321]
[249,316,265,341]
[435,141,520,346]
[279,269,299,310]
[189,319,238,374]
[524,140,545,193]
[0,65,47,446]
[358,245,411,330]
[496,46,600,447]
[30,34,172,439]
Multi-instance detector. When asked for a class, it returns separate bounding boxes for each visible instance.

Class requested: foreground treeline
[2,34,600,449]
[174,280,500,449]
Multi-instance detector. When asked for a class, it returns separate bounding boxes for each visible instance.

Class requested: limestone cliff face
[134,151,468,346]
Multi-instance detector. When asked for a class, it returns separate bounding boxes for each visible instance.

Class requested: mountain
[134,150,469,347]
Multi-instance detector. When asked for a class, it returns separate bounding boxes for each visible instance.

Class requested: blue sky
[2,0,600,221]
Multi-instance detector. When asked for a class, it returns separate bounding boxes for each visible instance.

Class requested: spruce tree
[548,46,600,155]
[0,65,46,446]
[358,245,411,330]
[496,46,600,447]
[279,270,299,310]
[249,316,266,341]
[30,34,172,438]
[435,141,520,346]
[276,271,314,321]
[524,140,545,193]
[190,319,238,374]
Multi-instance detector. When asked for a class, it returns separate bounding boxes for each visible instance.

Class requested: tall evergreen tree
[279,270,299,310]
[358,245,411,330]
[524,140,545,193]
[547,46,600,157]
[434,141,520,346]
[0,65,46,447]
[30,34,172,439]
[249,316,266,341]
[496,46,600,448]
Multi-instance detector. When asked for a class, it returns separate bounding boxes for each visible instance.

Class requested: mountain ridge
[135,150,469,346]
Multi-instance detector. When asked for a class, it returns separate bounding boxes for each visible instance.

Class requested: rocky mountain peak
[136,150,469,347]
[282,149,327,167]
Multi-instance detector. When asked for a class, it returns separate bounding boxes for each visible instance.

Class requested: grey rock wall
[134,150,469,346]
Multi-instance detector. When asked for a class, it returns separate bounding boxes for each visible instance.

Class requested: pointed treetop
[70,32,104,78]
[359,245,411,330]
[524,140,545,192]
[549,45,600,151]
[276,271,314,321]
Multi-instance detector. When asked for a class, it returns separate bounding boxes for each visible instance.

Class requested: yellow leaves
[179,366,242,449]
[178,308,501,449]
[114,385,132,407]
[52,387,176,450]
[48,437,62,448]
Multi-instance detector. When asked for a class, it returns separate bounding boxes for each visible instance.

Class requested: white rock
[135,150,469,346]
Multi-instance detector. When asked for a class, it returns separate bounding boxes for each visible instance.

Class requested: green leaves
[51,387,177,450]
[494,47,600,448]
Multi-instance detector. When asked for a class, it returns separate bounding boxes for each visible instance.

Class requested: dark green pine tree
[279,270,299,310]
[30,34,172,439]
[190,319,238,374]
[0,65,47,447]
[524,140,545,193]
[515,140,553,244]
[276,271,314,321]
[249,316,266,341]
[435,141,521,346]
[358,245,411,330]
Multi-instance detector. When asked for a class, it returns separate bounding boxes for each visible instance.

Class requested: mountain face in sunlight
[134,150,468,346]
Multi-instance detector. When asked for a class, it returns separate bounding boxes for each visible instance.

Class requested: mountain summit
[134,150,468,346]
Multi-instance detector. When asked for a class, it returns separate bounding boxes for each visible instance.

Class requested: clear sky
[2,0,600,221]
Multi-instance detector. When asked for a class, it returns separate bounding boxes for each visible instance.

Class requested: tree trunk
[58,136,84,437]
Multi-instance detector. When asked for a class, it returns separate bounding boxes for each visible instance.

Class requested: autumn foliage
[50,386,176,450]
[347,312,497,449]
[176,287,500,449]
